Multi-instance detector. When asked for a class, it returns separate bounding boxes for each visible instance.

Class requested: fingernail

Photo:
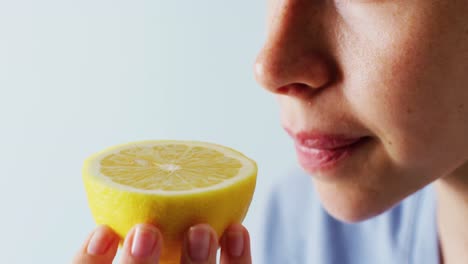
[188,226,211,261]
[131,225,158,258]
[227,230,244,257]
[87,226,114,255]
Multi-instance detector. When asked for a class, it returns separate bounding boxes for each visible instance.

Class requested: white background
[0,1,297,263]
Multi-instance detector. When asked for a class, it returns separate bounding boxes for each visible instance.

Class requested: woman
[73,0,468,263]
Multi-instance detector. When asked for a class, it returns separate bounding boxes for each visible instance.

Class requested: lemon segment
[82,140,257,263]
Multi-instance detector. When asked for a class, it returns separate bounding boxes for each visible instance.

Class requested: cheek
[343,5,468,177]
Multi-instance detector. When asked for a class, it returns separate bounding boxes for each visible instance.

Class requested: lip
[286,129,367,172]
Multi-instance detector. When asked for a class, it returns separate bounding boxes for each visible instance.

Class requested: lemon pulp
[83,140,257,263]
[99,143,243,191]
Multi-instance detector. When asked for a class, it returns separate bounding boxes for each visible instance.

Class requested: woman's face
[255,0,468,222]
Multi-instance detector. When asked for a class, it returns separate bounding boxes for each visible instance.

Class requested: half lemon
[82,140,257,263]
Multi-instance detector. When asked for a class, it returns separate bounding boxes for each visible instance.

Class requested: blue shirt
[263,170,440,264]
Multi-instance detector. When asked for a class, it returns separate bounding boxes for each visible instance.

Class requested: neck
[435,163,468,264]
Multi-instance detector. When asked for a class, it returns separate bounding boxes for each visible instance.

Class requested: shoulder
[263,169,437,264]
[264,169,319,240]
[262,169,320,263]
[267,168,316,212]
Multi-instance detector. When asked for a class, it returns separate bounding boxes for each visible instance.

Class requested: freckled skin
[255,0,468,222]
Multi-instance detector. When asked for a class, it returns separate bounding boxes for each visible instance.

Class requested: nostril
[277,83,317,98]
[277,86,289,94]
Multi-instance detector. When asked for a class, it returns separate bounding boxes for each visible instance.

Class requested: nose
[254,1,334,96]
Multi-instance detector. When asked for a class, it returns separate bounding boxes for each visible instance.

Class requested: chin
[314,181,399,223]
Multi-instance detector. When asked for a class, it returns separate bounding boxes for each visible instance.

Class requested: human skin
[255,0,468,262]
[74,0,468,263]
[73,223,252,264]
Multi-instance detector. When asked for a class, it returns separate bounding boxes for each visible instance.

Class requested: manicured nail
[87,226,114,255]
[226,230,244,257]
[188,226,211,261]
[131,225,158,258]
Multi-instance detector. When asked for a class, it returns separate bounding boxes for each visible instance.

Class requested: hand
[73,223,252,264]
